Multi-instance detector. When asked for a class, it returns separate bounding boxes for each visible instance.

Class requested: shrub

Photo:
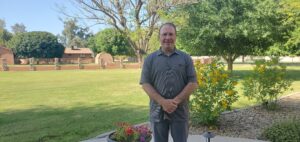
[242,57,292,110]
[190,59,239,126]
[261,120,300,142]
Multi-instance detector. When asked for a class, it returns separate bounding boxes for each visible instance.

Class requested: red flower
[125,127,134,135]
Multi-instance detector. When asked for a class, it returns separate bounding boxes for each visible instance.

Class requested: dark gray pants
[151,120,189,142]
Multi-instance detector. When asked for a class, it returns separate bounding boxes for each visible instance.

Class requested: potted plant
[107,122,152,142]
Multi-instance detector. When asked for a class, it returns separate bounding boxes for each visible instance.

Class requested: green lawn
[0,64,299,142]
[0,69,149,142]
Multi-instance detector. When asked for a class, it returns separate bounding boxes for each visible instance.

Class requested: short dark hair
[159,22,177,35]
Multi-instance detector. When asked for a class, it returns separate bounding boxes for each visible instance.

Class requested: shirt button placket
[166,55,171,70]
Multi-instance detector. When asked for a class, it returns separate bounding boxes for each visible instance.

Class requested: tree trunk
[223,54,237,71]
[136,51,143,68]
[227,59,233,71]
[242,55,245,63]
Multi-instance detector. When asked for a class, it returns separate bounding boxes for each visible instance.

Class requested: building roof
[64,48,93,54]
[0,45,13,54]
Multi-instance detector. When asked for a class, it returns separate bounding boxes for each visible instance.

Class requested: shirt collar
[157,47,180,56]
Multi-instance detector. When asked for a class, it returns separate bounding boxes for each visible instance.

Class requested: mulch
[189,93,300,140]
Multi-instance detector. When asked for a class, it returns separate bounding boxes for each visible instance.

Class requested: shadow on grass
[231,70,252,80]
[0,103,148,142]
[286,70,300,81]
[231,69,300,81]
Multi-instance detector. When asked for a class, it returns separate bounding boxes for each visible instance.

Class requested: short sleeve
[186,56,197,83]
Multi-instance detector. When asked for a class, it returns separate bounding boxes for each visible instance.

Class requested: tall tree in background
[178,0,294,71]
[60,19,92,48]
[11,23,27,34]
[0,19,12,46]
[62,19,77,46]
[280,0,300,55]
[71,0,194,63]
[0,19,5,29]
[266,0,300,56]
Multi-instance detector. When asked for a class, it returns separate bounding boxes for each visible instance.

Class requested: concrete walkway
[82,133,268,142]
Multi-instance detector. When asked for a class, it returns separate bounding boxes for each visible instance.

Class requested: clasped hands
[161,99,179,114]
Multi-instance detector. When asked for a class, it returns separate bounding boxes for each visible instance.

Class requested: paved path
[81,127,269,142]
[82,133,268,142]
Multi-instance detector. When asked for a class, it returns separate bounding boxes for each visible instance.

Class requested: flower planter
[107,132,117,142]
[106,131,152,142]
[107,122,152,142]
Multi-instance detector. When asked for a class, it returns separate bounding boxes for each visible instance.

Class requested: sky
[0,0,104,35]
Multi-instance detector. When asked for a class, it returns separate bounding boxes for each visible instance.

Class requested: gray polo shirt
[140,48,197,122]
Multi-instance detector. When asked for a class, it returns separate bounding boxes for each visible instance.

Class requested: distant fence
[0,63,141,72]
[191,56,300,63]
[233,56,300,63]
[18,58,94,65]
[2,56,299,71]
[0,57,141,71]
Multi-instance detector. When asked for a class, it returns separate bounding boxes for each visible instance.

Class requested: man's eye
[163,33,173,36]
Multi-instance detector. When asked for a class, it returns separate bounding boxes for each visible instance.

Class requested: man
[140,23,198,142]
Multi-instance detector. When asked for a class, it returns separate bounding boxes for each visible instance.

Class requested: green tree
[8,31,64,58]
[88,28,133,56]
[0,19,13,46]
[0,29,12,46]
[11,23,26,34]
[60,19,92,48]
[280,0,300,55]
[178,0,293,71]
[0,19,5,29]
[62,19,77,46]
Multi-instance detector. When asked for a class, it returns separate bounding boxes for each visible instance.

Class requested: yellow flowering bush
[242,58,292,110]
[190,59,239,126]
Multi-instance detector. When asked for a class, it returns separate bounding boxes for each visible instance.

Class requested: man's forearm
[174,82,198,104]
[142,83,165,105]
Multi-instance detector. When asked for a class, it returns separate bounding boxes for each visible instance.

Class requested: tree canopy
[280,0,300,55]
[178,0,294,70]
[11,23,27,34]
[0,19,6,29]
[8,31,64,58]
[0,19,12,46]
[68,0,195,63]
[0,29,12,46]
[88,28,133,56]
[58,19,92,48]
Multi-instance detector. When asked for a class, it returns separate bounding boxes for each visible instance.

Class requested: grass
[0,64,299,142]
[0,69,149,142]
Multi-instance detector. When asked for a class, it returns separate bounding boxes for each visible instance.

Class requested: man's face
[159,25,176,51]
